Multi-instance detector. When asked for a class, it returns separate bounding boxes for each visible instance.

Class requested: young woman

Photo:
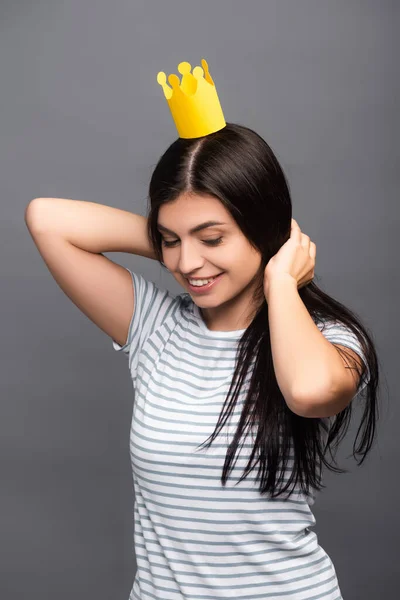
[26,122,379,600]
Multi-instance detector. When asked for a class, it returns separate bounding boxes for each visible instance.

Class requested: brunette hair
[146,122,380,499]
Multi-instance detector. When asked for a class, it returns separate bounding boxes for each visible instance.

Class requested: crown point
[168,73,181,89]
[178,62,192,75]
[157,72,167,86]
[201,58,214,86]
[192,66,204,80]
[157,71,173,99]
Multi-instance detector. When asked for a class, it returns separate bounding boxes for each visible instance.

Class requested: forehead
[158,193,233,224]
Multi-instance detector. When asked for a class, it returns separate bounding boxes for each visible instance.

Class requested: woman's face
[157,192,263,331]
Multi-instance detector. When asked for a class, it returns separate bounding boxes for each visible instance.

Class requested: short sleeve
[317,319,370,395]
[111,269,181,375]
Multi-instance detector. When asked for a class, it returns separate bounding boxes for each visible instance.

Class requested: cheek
[230,244,255,264]
[230,245,263,275]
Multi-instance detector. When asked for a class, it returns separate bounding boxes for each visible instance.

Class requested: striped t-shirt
[112,269,369,600]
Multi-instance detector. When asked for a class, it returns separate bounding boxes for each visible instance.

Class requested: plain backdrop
[1,1,396,598]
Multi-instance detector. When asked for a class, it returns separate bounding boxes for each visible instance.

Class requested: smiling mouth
[185,272,225,291]
[186,273,223,281]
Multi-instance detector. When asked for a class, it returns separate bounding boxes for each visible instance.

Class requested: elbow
[285,391,315,418]
[25,198,41,227]
[25,198,49,232]
[289,383,335,419]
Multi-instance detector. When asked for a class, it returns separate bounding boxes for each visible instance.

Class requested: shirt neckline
[190,301,247,338]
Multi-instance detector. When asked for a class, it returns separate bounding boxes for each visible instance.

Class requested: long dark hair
[146,122,380,499]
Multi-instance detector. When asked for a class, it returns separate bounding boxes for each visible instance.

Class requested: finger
[301,234,310,250]
[291,218,302,242]
[291,218,301,231]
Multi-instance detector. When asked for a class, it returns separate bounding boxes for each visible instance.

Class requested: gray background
[1,1,395,598]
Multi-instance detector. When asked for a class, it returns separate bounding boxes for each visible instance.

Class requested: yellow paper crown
[157,58,226,139]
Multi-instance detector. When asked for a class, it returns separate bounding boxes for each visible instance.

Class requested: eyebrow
[157,220,227,235]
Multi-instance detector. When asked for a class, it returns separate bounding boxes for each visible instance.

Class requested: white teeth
[188,275,218,286]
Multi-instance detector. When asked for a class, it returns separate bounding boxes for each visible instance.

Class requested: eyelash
[161,237,224,248]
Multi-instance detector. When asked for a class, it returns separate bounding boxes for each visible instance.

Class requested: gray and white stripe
[113,269,368,599]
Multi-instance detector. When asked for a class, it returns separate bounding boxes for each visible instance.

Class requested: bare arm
[25,197,158,347]
[25,197,157,258]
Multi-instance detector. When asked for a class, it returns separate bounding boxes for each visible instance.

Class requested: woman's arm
[25,197,157,258]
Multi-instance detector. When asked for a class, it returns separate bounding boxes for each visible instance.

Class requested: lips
[186,272,225,293]
[186,272,224,281]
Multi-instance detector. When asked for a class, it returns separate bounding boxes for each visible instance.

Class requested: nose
[176,240,206,275]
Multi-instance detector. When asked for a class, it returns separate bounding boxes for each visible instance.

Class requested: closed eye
[161,237,223,248]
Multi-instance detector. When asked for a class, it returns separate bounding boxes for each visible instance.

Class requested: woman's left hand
[263,218,316,301]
